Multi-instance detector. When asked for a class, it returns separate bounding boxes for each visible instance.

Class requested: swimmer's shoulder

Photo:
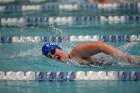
[69,47,79,58]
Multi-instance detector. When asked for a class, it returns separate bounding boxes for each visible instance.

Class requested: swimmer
[42,42,140,65]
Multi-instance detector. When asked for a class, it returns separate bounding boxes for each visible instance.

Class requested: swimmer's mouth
[54,55,61,60]
[57,56,61,60]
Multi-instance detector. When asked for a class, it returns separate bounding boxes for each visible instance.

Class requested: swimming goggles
[47,49,61,60]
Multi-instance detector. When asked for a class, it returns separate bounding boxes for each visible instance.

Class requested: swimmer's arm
[89,56,99,62]
[75,57,91,65]
[74,55,100,65]
[68,51,90,65]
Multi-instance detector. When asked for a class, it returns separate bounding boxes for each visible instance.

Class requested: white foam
[18,47,41,57]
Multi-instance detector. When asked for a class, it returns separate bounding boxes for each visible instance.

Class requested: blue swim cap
[42,43,62,56]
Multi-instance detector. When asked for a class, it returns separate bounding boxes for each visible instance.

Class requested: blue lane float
[118,71,140,81]
[56,72,65,81]
[79,3,98,10]
[66,71,75,81]
[100,35,109,42]
[35,71,74,81]
[5,5,21,12]
[109,35,117,42]
[119,71,130,81]
[0,37,12,43]
[0,0,46,4]
[116,35,130,42]
[41,36,62,42]
[99,35,130,42]
[130,71,137,81]
[41,37,49,42]
[35,72,54,81]
[42,3,59,11]
[118,3,138,10]
[45,71,57,81]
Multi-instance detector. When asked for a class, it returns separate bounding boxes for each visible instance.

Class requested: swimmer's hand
[91,60,115,67]
[131,56,140,65]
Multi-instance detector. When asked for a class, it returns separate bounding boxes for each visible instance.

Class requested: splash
[118,42,139,52]
[10,25,69,58]
[10,25,139,68]
[9,45,41,59]
[49,25,69,45]
[18,46,41,57]
[95,42,139,66]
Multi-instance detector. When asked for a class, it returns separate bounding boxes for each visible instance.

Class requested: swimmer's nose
[51,55,60,60]
[51,54,55,58]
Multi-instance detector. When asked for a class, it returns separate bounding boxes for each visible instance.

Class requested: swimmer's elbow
[96,42,107,51]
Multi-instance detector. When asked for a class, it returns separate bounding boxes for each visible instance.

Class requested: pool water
[0,24,140,93]
[0,81,140,93]
[0,1,140,93]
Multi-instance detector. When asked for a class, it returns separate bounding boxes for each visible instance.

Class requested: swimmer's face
[47,49,68,61]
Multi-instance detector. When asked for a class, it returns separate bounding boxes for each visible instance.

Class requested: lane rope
[0,16,140,26]
[0,35,140,43]
[0,3,140,12]
[0,71,140,81]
